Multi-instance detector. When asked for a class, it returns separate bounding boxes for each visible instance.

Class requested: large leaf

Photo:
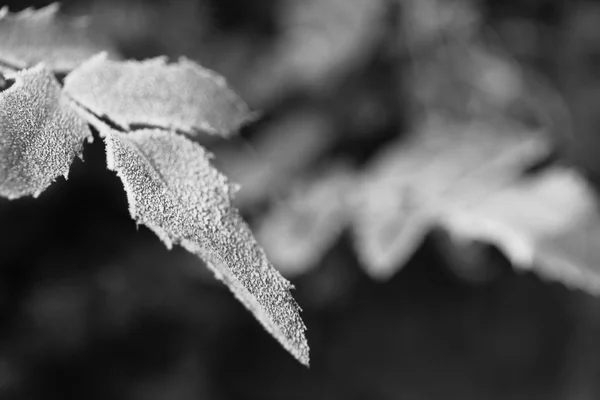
[88,120,309,365]
[0,4,116,71]
[64,53,254,137]
[0,64,92,199]
[253,117,572,283]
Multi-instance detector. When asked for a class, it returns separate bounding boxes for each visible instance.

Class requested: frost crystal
[64,53,254,137]
[97,124,308,365]
[0,64,91,199]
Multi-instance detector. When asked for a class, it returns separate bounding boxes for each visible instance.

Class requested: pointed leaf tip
[0,4,117,71]
[98,124,308,365]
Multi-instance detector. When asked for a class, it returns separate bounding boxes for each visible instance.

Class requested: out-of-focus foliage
[0,64,92,199]
[256,111,600,293]
[560,3,600,180]
[250,0,388,100]
[0,3,117,71]
[215,107,338,209]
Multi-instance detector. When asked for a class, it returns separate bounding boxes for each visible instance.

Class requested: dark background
[2,0,600,398]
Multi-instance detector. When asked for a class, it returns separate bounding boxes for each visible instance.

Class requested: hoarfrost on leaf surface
[0,3,117,71]
[64,53,254,137]
[0,64,92,199]
[98,124,308,365]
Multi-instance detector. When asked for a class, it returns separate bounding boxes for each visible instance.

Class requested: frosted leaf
[352,117,551,280]
[98,124,308,365]
[442,168,600,294]
[0,64,92,199]
[0,4,117,71]
[64,53,254,137]
[257,164,353,277]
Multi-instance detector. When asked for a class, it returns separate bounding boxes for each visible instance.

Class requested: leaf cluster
[0,4,308,365]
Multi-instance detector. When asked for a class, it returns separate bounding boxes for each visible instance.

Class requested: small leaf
[0,64,92,199]
[352,117,550,279]
[64,53,254,137]
[0,4,117,71]
[96,122,308,365]
[257,163,353,277]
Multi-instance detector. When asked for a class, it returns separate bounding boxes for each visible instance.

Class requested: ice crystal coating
[64,53,253,136]
[443,167,600,295]
[97,124,308,365]
[0,64,92,198]
[352,118,551,279]
[257,164,353,277]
